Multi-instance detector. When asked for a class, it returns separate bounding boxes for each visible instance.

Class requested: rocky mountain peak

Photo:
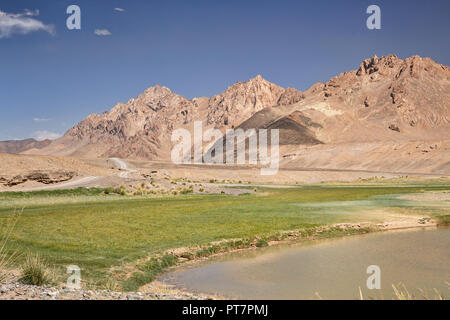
[139,85,173,100]
[206,75,303,126]
[356,54,402,76]
[251,74,264,81]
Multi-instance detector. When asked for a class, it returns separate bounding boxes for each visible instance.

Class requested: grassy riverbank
[1,182,449,291]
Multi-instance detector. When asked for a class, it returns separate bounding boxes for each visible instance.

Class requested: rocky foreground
[0,275,210,300]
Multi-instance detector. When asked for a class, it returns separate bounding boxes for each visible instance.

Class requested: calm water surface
[160,228,450,299]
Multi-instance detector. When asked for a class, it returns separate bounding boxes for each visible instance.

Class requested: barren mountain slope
[280,140,450,175]
[211,55,449,173]
[242,54,450,144]
[305,54,449,143]
[0,153,113,189]
[0,138,51,154]
[206,75,303,127]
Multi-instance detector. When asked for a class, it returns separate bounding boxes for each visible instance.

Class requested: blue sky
[0,0,449,141]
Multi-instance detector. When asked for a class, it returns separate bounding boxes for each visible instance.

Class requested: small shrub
[196,245,221,258]
[180,252,194,260]
[255,239,269,247]
[124,255,178,291]
[20,253,53,286]
[104,278,120,291]
[226,240,244,249]
[117,186,127,195]
[180,188,193,194]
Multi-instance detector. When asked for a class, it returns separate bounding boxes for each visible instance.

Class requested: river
[160,227,450,299]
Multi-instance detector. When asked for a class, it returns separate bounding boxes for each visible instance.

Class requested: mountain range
[0,138,51,154]
[5,54,450,174]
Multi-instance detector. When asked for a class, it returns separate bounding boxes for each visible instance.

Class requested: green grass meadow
[0,183,449,290]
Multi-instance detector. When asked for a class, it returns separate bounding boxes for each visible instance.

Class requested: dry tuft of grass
[358,283,446,300]
[20,253,53,286]
[0,210,21,284]
[104,277,120,291]
[392,283,446,300]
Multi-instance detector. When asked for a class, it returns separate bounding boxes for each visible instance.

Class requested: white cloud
[33,117,52,122]
[32,130,62,141]
[0,9,55,39]
[94,28,112,36]
[114,8,125,12]
[23,9,40,17]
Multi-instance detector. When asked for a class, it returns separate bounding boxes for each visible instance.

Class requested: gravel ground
[0,274,211,300]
